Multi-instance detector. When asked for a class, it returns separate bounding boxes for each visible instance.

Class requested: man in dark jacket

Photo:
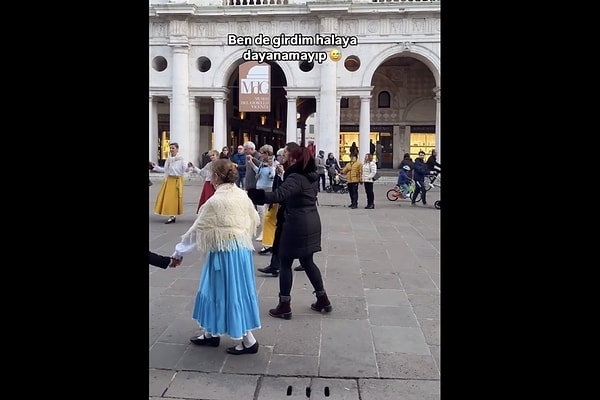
[411,151,430,206]
[231,145,247,189]
[426,149,441,174]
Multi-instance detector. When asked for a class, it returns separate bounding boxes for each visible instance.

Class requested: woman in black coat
[248,146,332,320]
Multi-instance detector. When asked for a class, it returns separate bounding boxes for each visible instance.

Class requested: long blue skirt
[192,245,261,340]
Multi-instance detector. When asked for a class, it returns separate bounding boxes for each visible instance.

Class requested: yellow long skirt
[153,176,184,216]
[261,203,279,247]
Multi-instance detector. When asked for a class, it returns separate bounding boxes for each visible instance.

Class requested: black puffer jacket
[263,170,321,259]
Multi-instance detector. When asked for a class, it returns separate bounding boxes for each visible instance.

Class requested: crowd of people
[149,143,441,356]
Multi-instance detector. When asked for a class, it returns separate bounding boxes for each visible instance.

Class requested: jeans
[318,174,326,191]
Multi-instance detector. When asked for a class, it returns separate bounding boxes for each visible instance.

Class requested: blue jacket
[397,169,410,186]
[413,158,429,182]
[231,152,246,178]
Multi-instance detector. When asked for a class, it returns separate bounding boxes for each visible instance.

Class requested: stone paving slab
[149,178,440,399]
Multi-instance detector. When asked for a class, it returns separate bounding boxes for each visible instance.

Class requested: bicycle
[386,183,413,201]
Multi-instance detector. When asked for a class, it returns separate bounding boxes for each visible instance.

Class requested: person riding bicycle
[411,151,430,206]
[426,149,441,175]
[396,165,412,199]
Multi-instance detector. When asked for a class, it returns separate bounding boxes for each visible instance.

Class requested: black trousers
[318,174,326,191]
[363,182,374,206]
[412,179,427,204]
[348,182,359,206]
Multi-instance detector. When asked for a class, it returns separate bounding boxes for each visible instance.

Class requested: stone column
[433,86,441,163]
[212,95,226,151]
[149,95,156,161]
[318,51,338,162]
[286,95,297,144]
[188,97,200,166]
[319,17,339,162]
[359,95,372,160]
[170,45,190,161]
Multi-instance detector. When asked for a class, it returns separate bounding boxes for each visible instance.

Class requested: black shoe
[365,204,374,209]
[190,335,220,347]
[422,202,427,205]
[165,216,176,224]
[294,265,305,271]
[258,265,279,276]
[258,246,272,255]
[226,341,259,355]
[350,205,357,209]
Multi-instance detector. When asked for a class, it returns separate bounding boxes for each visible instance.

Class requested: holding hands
[168,256,183,268]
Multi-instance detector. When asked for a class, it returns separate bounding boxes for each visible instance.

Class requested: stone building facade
[149,0,440,167]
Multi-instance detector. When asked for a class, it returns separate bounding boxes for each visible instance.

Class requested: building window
[340,98,349,108]
[378,91,390,108]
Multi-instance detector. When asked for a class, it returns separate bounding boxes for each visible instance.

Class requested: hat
[402,165,411,170]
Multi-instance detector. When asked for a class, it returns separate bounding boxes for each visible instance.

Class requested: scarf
[180,183,260,253]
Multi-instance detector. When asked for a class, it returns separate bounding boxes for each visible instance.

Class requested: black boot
[311,291,333,313]
[269,295,292,319]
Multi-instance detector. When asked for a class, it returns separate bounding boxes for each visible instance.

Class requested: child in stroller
[325,169,349,193]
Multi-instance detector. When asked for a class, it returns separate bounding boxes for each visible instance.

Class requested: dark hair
[285,146,316,174]
[212,159,239,184]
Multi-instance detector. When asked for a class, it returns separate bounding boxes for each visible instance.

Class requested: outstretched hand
[168,257,183,268]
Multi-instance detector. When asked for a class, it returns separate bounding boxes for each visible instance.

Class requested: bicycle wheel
[386,189,399,201]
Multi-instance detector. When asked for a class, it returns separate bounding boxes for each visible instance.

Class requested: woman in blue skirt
[171,158,262,355]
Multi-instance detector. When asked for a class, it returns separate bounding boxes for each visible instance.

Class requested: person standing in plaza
[242,141,261,190]
[411,150,430,206]
[362,153,377,209]
[342,153,363,209]
[247,144,276,242]
[349,142,359,158]
[188,149,219,213]
[325,152,341,187]
[315,150,327,192]
[219,146,230,159]
[248,146,332,320]
[171,158,262,355]
[256,142,305,276]
[231,145,247,189]
[151,142,187,224]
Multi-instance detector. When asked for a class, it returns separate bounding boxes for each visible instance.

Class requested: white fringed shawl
[179,183,260,253]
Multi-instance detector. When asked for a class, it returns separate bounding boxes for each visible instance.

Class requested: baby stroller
[325,170,348,193]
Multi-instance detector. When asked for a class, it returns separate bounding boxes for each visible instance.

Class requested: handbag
[372,172,381,181]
